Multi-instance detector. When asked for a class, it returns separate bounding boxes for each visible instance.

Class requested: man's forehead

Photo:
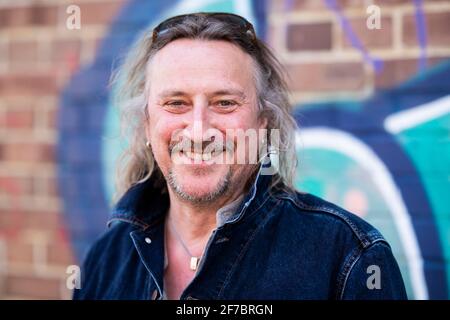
[151,38,251,62]
[148,39,254,79]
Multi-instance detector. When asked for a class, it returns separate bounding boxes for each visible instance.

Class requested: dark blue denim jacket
[73,165,407,300]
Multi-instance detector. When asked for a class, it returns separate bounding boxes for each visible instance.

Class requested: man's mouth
[169,138,235,165]
[179,149,225,163]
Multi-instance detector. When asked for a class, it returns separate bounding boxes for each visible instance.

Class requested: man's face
[145,39,266,204]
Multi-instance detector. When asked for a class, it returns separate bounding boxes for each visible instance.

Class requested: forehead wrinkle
[147,39,257,101]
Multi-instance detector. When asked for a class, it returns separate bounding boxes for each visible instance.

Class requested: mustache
[169,137,235,155]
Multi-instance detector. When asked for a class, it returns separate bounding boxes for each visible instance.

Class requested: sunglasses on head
[151,12,257,43]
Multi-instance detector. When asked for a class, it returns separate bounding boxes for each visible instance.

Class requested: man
[74,12,407,300]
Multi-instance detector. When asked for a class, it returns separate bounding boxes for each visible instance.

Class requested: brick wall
[268,0,450,102]
[0,0,449,299]
[0,0,125,300]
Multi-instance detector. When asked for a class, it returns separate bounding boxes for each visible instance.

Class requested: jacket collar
[108,156,276,230]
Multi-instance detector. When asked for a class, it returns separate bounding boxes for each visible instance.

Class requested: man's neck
[164,165,262,248]
[162,170,259,299]
[166,187,244,252]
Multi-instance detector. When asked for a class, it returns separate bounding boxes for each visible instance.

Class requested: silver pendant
[190,257,199,271]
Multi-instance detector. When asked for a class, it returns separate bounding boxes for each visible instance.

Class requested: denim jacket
[73,164,407,300]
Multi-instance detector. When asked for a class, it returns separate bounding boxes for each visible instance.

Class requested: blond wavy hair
[111,13,299,200]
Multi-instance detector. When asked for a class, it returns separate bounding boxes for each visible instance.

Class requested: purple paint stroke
[324,0,383,73]
[413,0,427,70]
[284,0,294,11]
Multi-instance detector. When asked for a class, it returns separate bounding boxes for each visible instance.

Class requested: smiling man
[73,13,407,300]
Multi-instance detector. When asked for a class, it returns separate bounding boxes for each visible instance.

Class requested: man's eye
[162,100,190,113]
[216,100,237,107]
[166,100,186,106]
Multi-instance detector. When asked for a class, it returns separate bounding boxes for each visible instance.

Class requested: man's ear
[143,106,152,142]
[258,115,268,130]
[144,126,151,144]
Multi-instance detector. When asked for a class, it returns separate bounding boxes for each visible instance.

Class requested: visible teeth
[203,153,211,161]
[182,148,228,162]
[182,150,218,162]
[185,151,203,162]
[194,153,202,162]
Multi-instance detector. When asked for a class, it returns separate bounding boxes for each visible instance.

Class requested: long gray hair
[111,13,299,200]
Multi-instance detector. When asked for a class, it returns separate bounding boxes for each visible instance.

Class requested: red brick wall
[269,0,450,101]
[0,0,449,299]
[0,0,125,300]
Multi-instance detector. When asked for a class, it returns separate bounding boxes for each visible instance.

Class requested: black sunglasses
[152,12,256,43]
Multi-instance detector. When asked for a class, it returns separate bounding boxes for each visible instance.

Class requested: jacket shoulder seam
[337,240,390,299]
[278,194,385,248]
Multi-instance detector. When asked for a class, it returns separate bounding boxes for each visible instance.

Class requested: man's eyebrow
[156,89,247,99]
[211,90,247,99]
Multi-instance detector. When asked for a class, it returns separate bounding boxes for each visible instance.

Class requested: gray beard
[166,167,232,205]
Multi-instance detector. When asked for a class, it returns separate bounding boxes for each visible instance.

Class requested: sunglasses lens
[152,13,255,43]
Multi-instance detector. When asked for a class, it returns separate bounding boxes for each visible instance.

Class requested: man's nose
[182,100,213,144]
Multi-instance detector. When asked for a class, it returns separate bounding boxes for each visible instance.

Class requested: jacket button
[145,237,152,244]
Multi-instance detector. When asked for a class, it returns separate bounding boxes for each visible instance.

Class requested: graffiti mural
[58,0,450,299]
[294,62,450,299]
